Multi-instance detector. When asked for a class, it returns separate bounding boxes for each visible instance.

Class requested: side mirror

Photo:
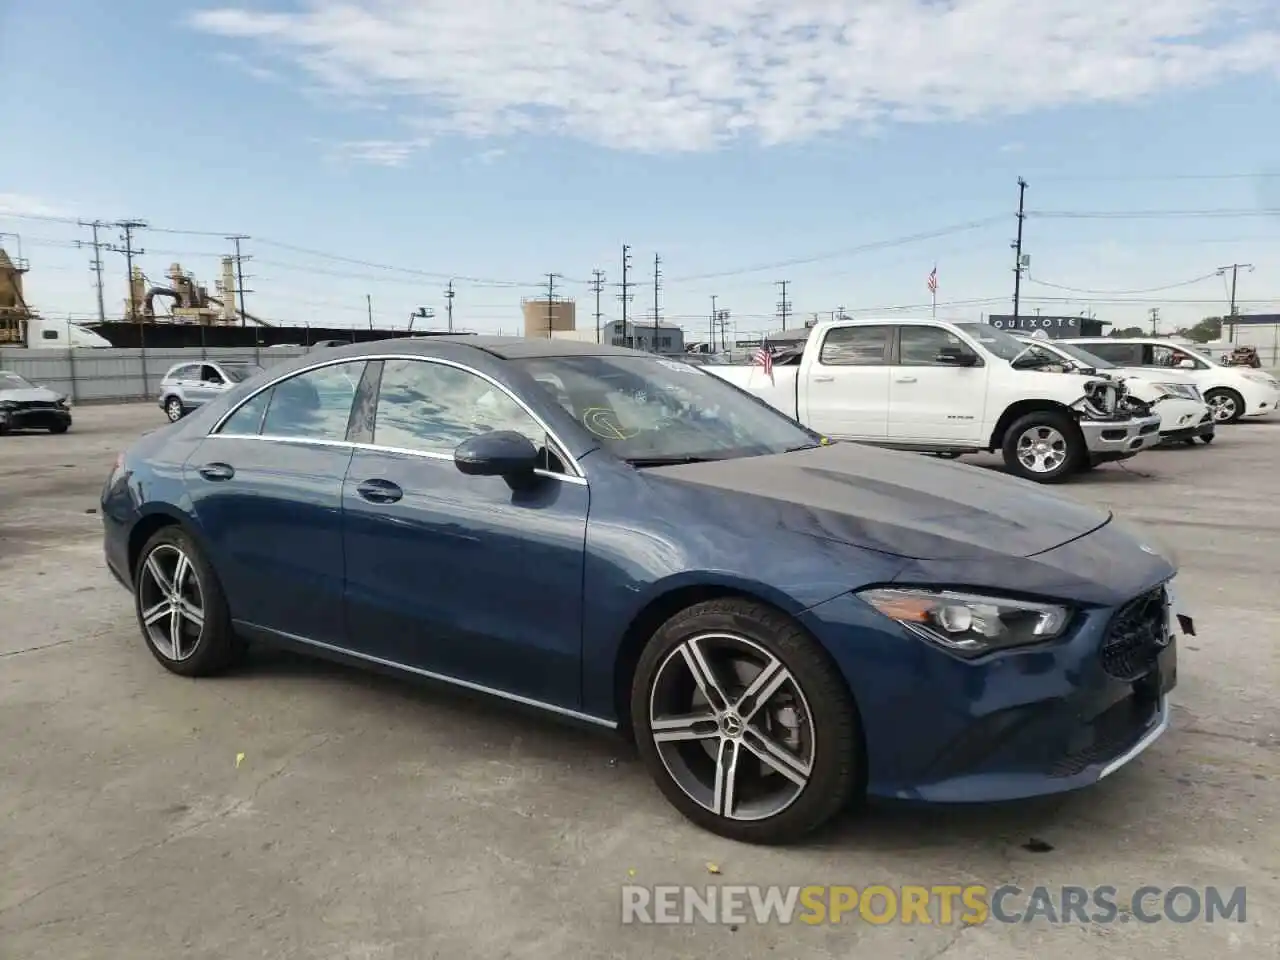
[454,430,540,480]
[1176,358,1196,370]
[935,346,978,367]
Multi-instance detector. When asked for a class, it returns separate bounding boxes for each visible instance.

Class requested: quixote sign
[986,315,1082,337]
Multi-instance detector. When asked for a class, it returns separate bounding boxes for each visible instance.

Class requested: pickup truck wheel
[1002,412,1083,484]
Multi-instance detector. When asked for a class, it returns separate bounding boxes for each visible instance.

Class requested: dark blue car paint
[102,337,1177,805]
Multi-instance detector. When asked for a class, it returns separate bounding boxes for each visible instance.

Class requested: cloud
[319,137,431,166]
[213,50,283,83]
[0,193,70,218]
[191,1,1280,152]
[475,148,506,164]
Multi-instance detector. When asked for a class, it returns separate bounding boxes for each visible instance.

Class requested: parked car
[0,369,72,435]
[1012,335,1214,445]
[102,337,1190,844]
[1060,336,1280,425]
[157,360,264,422]
[707,318,1163,483]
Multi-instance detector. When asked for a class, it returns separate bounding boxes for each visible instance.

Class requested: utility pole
[1216,263,1254,342]
[715,309,731,352]
[75,220,108,323]
[1012,177,1028,322]
[107,220,147,321]
[590,269,605,343]
[227,235,252,326]
[618,244,633,347]
[444,279,455,333]
[776,280,791,330]
[366,294,374,330]
[651,253,662,350]
[709,295,718,353]
[1148,307,1160,335]
[545,273,561,338]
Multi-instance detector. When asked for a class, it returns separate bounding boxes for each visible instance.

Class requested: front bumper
[0,404,72,431]
[1078,413,1161,461]
[1242,383,1280,418]
[801,574,1187,803]
[1161,409,1215,441]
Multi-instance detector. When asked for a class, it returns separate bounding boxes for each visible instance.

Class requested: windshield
[221,363,262,383]
[515,354,820,463]
[0,371,34,390]
[952,323,1028,361]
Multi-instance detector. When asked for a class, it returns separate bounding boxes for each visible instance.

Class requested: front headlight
[1150,382,1196,399]
[858,587,1073,658]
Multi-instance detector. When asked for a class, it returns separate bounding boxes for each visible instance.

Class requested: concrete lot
[1,404,1276,960]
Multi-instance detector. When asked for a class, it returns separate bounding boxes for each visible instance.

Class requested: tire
[1204,388,1245,425]
[630,598,861,845]
[132,525,244,677]
[1200,434,1214,445]
[48,422,69,434]
[1001,411,1084,483]
[164,396,185,422]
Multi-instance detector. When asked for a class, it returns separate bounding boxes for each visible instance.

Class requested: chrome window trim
[210,432,588,486]
[208,352,587,479]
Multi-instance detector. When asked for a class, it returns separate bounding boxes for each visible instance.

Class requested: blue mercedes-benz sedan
[101,336,1190,844]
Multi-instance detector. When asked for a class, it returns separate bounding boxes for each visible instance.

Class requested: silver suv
[157,360,263,421]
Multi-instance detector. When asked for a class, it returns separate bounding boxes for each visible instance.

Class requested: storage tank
[522,297,576,338]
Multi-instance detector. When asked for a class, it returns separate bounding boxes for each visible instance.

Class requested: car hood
[645,442,1112,561]
[0,386,63,403]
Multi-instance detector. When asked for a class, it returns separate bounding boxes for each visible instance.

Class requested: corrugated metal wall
[0,347,309,402]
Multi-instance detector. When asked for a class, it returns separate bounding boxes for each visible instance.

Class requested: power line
[1026,270,1223,296]
[665,217,1007,283]
[1030,208,1280,219]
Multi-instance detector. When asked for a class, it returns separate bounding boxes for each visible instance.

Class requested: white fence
[0,346,311,403]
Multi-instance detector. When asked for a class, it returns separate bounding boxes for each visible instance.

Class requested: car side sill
[234,620,618,730]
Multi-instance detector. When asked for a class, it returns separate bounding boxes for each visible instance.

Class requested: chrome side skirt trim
[1097,697,1170,780]
[241,621,617,729]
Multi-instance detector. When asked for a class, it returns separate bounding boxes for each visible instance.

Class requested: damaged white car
[1014,334,1214,446]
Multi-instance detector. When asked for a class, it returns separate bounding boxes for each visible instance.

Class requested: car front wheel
[631,598,862,844]
[133,526,243,676]
[1204,388,1244,424]
[164,396,184,422]
[1001,411,1084,483]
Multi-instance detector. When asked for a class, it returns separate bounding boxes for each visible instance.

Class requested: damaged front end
[1070,377,1153,421]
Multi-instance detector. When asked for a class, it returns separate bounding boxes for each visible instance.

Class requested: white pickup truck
[707,318,1163,483]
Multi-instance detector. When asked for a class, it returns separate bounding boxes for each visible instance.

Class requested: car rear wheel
[164,396,184,422]
[1204,388,1244,424]
[133,526,243,676]
[1001,411,1084,483]
[48,422,68,434]
[631,598,861,844]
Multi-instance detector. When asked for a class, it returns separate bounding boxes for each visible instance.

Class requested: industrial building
[599,320,684,354]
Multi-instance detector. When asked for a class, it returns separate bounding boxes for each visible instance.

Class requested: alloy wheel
[137,544,205,661]
[1208,394,1237,423]
[166,399,183,422]
[648,633,815,822]
[1015,425,1067,474]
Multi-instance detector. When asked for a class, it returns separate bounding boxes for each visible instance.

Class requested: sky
[2,0,1280,341]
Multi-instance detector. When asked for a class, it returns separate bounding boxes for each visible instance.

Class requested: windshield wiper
[626,455,719,468]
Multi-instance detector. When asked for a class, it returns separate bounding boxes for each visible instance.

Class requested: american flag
[927,265,938,295]
[751,343,774,383]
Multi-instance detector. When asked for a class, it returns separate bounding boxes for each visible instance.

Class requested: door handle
[197,462,235,481]
[813,375,835,383]
[895,376,918,383]
[356,478,403,504]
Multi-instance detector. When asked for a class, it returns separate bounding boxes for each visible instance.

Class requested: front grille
[15,400,58,410]
[1101,586,1168,681]
[1048,696,1157,777]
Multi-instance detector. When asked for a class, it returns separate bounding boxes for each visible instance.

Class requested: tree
[1176,317,1222,343]
[1109,326,1146,338]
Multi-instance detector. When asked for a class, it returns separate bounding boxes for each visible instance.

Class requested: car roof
[314,335,646,362]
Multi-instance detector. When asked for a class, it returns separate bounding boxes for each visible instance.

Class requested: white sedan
[1014,336,1214,445]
